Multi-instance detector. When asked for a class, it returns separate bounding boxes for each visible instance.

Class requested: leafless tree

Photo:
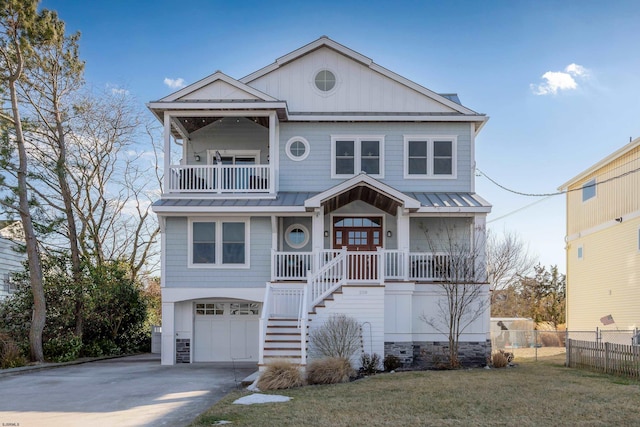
[486,229,537,292]
[419,219,490,368]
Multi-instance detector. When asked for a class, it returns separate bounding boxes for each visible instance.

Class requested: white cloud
[111,87,129,95]
[530,63,590,95]
[164,77,185,89]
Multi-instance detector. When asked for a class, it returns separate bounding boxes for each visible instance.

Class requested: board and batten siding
[566,145,640,235]
[245,46,458,114]
[278,122,473,193]
[567,216,640,331]
[310,286,385,366]
[164,216,271,288]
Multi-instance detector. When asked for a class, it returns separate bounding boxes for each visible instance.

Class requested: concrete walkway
[0,354,256,427]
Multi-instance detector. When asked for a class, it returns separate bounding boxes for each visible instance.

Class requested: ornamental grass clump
[491,351,509,368]
[257,359,305,390]
[0,331,27,369]
[306,357,354,385]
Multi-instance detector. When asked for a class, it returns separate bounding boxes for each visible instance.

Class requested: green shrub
[257,359,305,390]
[81,339,121,357]
[306,357,354,385]
[0,331,27,369]
[43,333,82,362]
[360,353,381,375]
[383,354,401,371]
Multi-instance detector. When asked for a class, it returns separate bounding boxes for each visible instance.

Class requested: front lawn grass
[191,355,640,426]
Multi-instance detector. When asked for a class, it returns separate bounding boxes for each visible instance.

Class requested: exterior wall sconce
[194,154,201,162]
[386,230,392,238]
[615,217,623,223]
[324,231,329,237]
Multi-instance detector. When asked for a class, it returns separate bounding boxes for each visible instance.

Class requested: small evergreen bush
[383,354,401,371]
[43,333,82,362]
[360,353,381,375]
[257,359,304,390]
[306,357,354,385]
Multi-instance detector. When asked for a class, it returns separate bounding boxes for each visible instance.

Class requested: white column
[473,214,487,282]
[312,206,324,251]
[269,112,277,194]
[163,112,171,193]
[396,206,410,252]
[160,301,175,365]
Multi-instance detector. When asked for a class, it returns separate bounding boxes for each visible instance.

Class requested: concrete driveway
[0,354,256,427]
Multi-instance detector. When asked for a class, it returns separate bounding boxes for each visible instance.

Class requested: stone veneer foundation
[385,340,491,368]
[176,338,190,363]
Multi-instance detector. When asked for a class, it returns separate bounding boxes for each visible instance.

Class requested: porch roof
[152,191,491,214]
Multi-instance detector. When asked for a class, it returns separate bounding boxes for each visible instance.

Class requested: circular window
[285,224,309,249]
[285,137,310,161]
[314,70,336,92]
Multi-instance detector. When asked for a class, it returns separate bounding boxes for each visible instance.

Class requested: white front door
[193,302,260,362]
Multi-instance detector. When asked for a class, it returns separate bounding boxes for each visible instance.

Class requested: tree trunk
[9,62,46,363]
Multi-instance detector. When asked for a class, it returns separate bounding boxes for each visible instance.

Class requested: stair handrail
[259,282,273,366]
[308,247,347,308]
[299,283,309,365]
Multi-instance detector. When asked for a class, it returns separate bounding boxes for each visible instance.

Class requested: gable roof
[304,173,421,212]
[241,36,481,117]
[159,71,278,103]
[559,136,640,190]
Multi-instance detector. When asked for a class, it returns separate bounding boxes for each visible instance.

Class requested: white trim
[161,287,265,303]
[559,136,640,190]
[304,173,421,210]
[240,36,479,116]
[206,149,260,165]
[187,217,250,269]
[285,137,310,161]
[331,135,385,179]
[158,71,278,103]
[153,206,308,214]
[403,135,457,179]
[287,114,487,123]
[329,213,385,249]
[581,178,597,203]
[312,67,340,97]
[565,208,640,242]
[284,223,310,249]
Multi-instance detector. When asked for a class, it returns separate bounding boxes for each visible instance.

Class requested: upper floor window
[189,218,249,268]
[331,136,384,178]
[404,136,457,179]
[582,179,596,202]
[315,70,336,92]
[285,137,310,161]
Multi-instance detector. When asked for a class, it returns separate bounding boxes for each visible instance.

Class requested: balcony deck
[167,164,272,194]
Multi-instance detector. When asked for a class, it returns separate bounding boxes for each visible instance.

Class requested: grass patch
[191,355,640,426]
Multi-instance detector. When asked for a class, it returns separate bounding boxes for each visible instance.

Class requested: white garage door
[193,302,260,362]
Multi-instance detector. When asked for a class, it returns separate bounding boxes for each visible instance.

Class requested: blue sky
[41,0,640,272]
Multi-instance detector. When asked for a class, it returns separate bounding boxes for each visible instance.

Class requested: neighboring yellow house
[559,137,640,331]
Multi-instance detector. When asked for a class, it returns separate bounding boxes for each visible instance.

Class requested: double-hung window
[189,218,249,267]
[404,136,457,179]
[332,136,384,178]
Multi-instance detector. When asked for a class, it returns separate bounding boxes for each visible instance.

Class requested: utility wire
[476,164,640,197]
[487,196,553,224]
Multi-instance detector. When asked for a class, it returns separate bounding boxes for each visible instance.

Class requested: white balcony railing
[167,164,271,194]
[271,249,451,282]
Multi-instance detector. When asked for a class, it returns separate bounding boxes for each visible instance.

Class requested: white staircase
[261,318,306,366]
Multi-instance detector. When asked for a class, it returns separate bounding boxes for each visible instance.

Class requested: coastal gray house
[149,37,492,367]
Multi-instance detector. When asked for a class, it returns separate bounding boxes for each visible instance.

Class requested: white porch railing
[271,249,451,282]
[167,164,271,193]
[309,248,347,307]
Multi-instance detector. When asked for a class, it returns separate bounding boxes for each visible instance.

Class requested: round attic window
[314,70,336,92]
[286,137,310,161]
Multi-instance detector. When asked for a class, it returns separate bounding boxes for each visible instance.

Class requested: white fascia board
[304,174,421,210]
[368,63,477,115]
[287,114,488,123]
[415,206,492,214]
[152,205,308,215]
[147,102,288,112]
[161,287,266,303]
[565,208,640,242]
[558,136,640,190]
[158,71,278,102]
[240,36,372,84]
